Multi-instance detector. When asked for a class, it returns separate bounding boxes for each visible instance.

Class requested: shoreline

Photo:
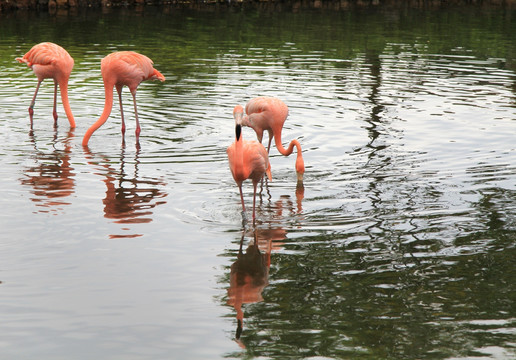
[2,0,516,13]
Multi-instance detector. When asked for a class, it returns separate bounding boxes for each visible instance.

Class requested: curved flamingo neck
[275,136,298,156]
[58,81,75,128]
[82,83,114,146]
[274,134,305,181]
[242,114,264,142]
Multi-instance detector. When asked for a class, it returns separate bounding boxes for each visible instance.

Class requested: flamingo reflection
[227,226,286,344]
[84,145,167,238]
[226,185,305,344]
[276,184,305,218]
[20,129,75,213]
[296,182,304,213]
[253,177,304,226]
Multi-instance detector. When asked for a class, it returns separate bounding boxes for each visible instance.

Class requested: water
[1,3,515,359]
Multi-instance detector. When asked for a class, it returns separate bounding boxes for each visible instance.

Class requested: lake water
[0,3,515,359]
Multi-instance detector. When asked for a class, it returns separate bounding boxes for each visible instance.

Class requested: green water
[0,3,515,359]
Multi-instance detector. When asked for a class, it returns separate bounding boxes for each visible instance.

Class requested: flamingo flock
[16,42,305,224]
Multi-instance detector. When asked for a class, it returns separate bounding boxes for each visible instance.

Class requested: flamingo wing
[246,97,288,117]
[102,51,165,87]
[245,96,270,115]
[227,139,270,183]
[16,42,71,67]
[243,140,271,182]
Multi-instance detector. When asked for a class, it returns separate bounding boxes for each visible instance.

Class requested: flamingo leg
[266,130,273,153]
[237,182,248,226]
[238,182,246,213]
[131,91,141,144]
[28,80,42,126]
[116,86,125,141]
[52,81,58,125]
[252,181,258,225]
[236,319,243,340]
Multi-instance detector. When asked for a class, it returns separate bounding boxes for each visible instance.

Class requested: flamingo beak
[235,124,242,141]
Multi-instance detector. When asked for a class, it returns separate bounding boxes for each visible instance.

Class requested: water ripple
[1,7,516,359]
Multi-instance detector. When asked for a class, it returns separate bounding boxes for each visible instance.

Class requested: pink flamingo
[16,42,76,128]
[82,51,165,146]
[227,105,272,224]
[240,96,305,183]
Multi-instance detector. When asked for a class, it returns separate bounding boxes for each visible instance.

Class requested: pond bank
[2,0,515,13]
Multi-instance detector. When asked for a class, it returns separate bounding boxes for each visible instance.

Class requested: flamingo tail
[266,160,272,181]
[152,69,166,82]
[15,57,29,66]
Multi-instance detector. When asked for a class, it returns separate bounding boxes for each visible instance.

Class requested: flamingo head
[296,155,305,184]
[233,105,245,141]
[233,105,244,125]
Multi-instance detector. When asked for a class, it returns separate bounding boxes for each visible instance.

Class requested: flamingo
[240,96,305,183]
[227,105,272,224]
[82,51,165,146]
[16,42,76,128]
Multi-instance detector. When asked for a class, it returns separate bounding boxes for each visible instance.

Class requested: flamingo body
[241,96,305,182]
[16,42,76,128]
[82,51,165,146]
[227,106,272,223]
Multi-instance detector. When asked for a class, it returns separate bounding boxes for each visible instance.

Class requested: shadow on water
[19,128,76,214]
[83,144,168,238]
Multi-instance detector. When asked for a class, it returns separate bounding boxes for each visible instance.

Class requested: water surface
[0,4,515,359]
